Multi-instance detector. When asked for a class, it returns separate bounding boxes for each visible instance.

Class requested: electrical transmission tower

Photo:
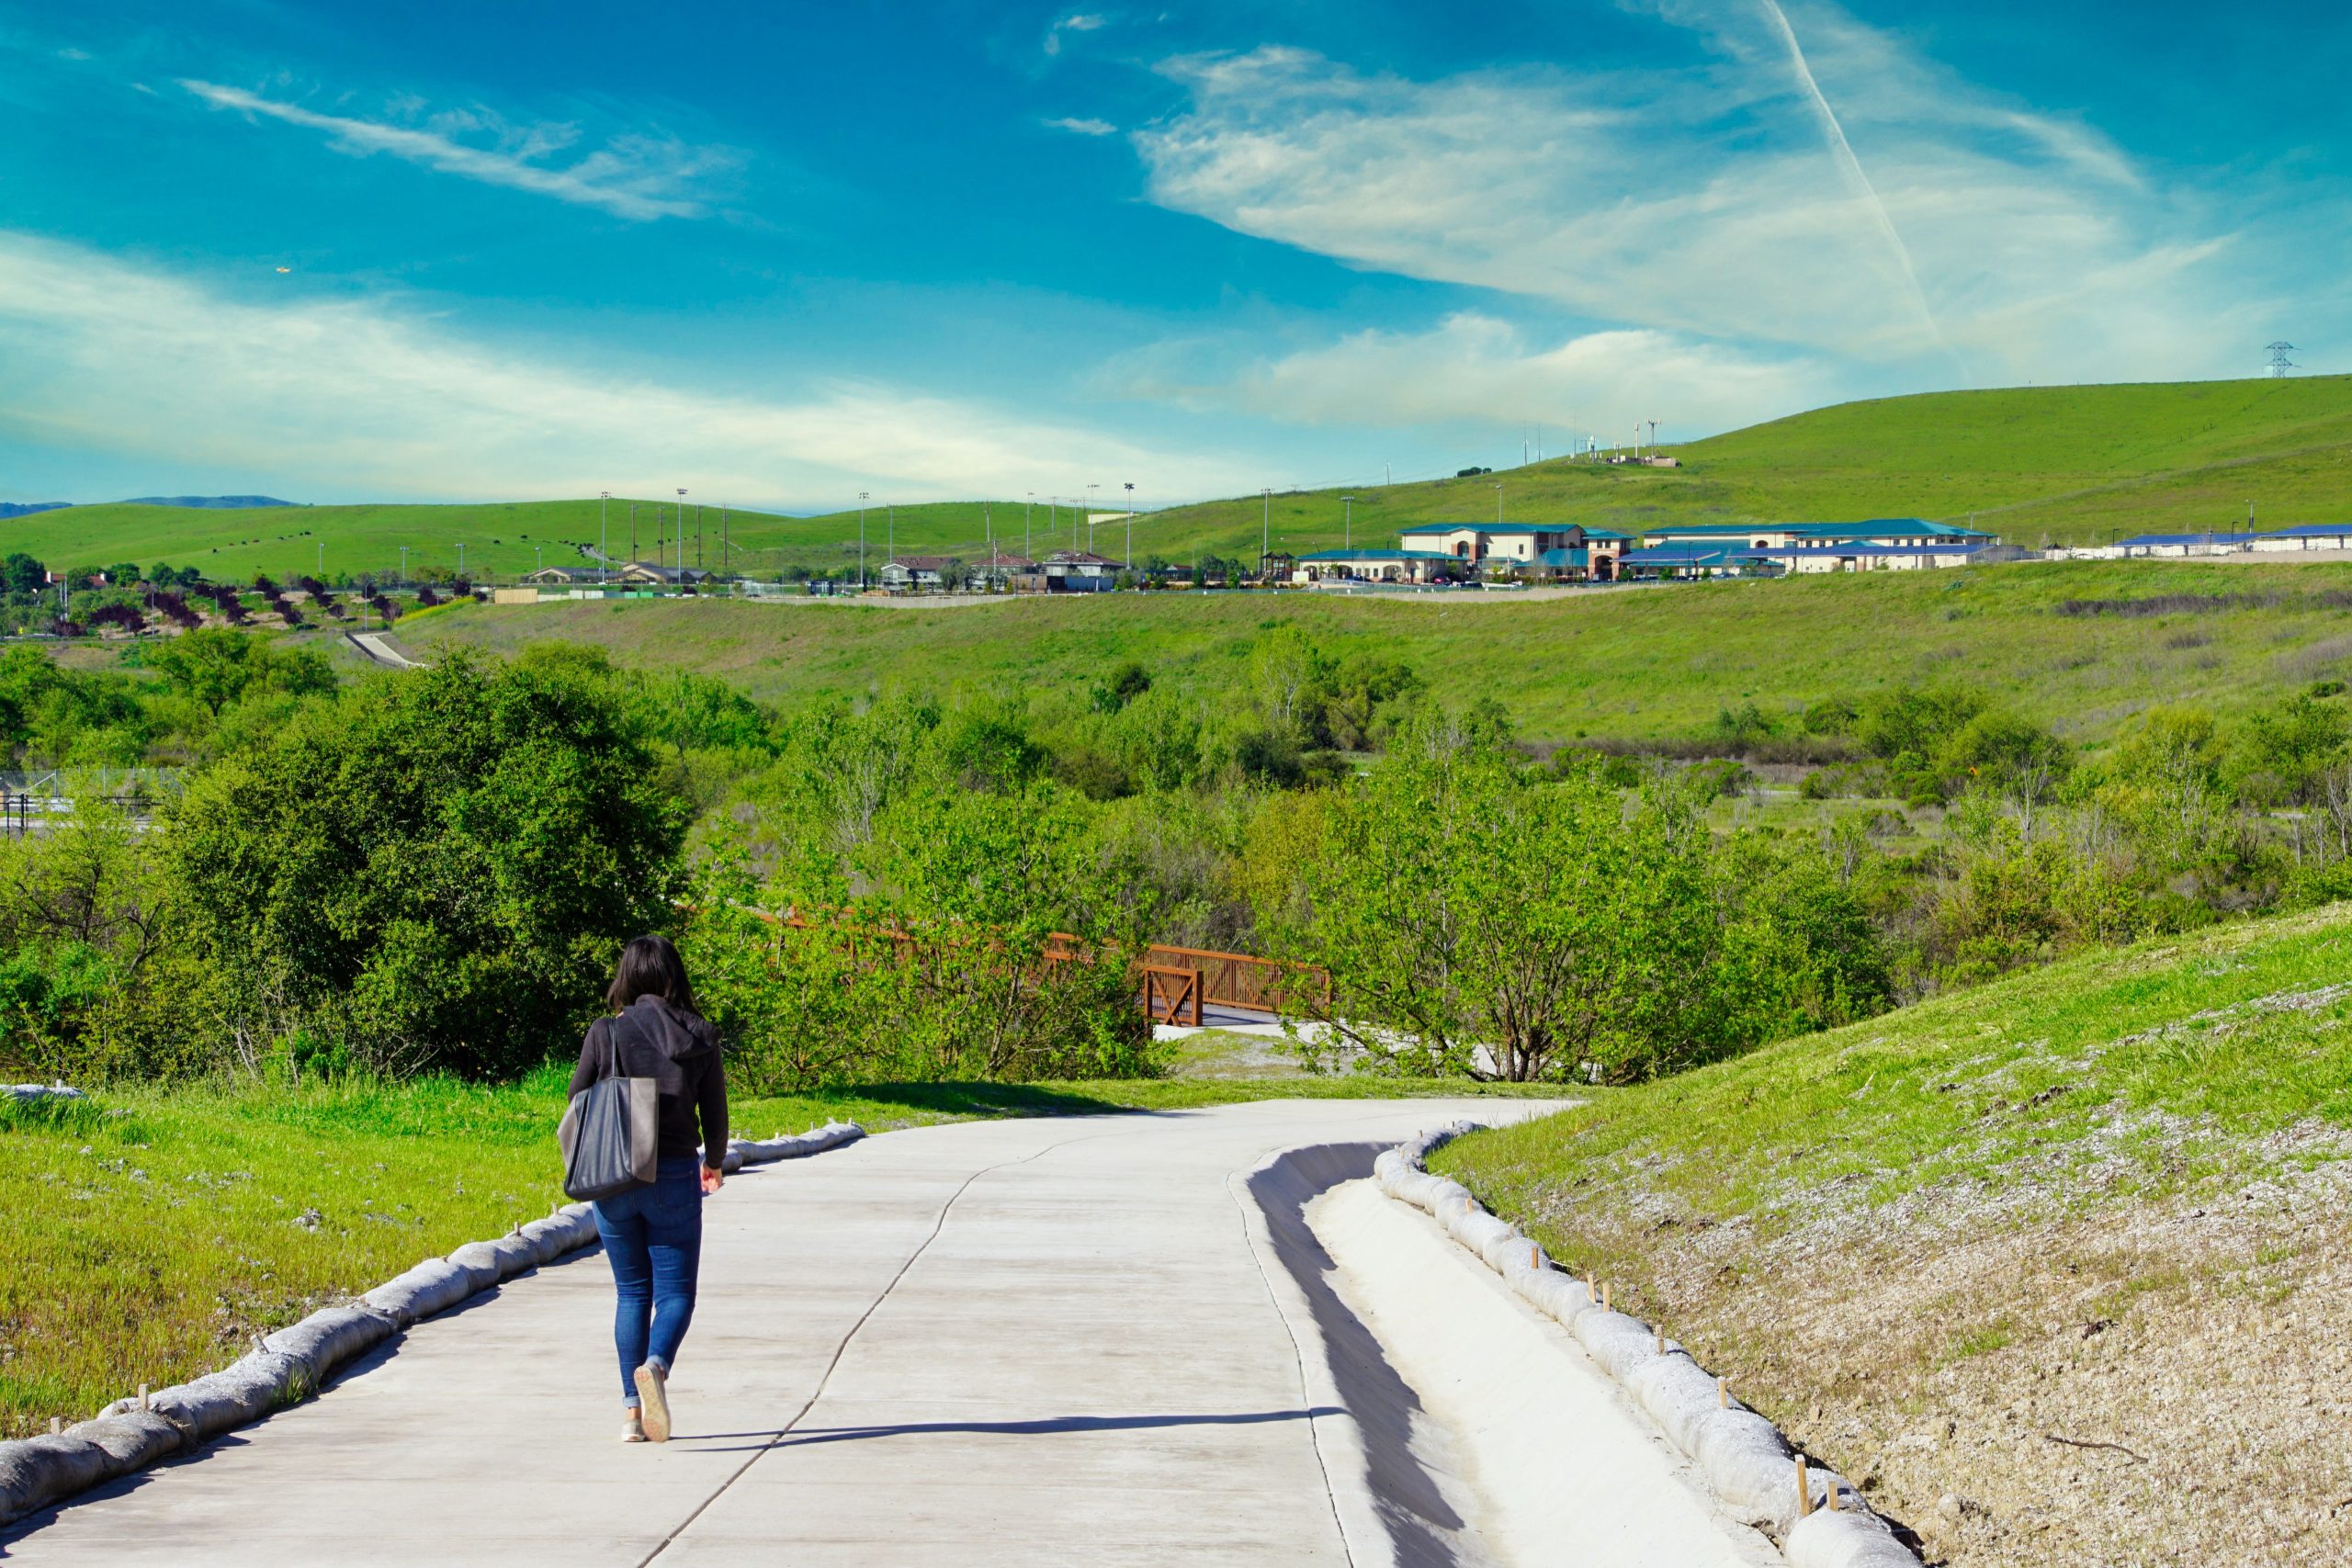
[2267,342,2297,378]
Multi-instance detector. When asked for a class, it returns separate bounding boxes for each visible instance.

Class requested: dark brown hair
[605,933,699,1016]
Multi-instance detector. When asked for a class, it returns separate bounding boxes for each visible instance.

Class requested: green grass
[1427,900,2352,1297]
[409,558,2352,748]
[18,375,2352,582]
[0,1068,1546,1437]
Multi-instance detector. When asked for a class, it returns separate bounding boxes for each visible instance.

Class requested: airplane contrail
[1756,0,1953,364]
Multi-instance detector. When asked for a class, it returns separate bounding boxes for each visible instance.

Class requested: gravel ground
[1589,1153,2352,1566]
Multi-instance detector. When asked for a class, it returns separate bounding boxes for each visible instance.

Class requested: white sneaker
[620,1410,646,1443]
[633,1363,672,1443]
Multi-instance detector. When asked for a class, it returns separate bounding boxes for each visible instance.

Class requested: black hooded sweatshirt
[568,995,729,1167]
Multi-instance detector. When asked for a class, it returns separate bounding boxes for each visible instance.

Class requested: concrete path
[3,1100,1558,1567]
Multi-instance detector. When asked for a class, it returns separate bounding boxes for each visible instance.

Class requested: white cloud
[1044,12,1108,56]
[56,47,90,62]
[1107,312,1829,436]
[0,231,1254,506]
[1046,116,1118,136]
[181,80,734,221]
[1133,14,2266,387]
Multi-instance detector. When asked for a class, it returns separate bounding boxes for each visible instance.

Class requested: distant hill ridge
[0,502,71,520]
[118,495,300,510]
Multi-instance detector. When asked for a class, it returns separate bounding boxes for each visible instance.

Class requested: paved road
[2,1100,1552,1567]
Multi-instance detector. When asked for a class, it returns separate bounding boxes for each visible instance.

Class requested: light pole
[629,503,638,566]
[599,492,611,584]
[1086,483,1100,554]
[1024,492,1034,562]
[858,491,869,589]
[535,545,543,574]
[1493,483,1503,525]
[1261,488,1272,583]
[1124,482,1135,576]
[887,504,894,567]
[315,541,323,579]
[457,542,466,582]
[400,545,408,585]
[1341,494,1355,550]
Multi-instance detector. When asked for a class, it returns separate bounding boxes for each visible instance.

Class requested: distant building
[1622,520,1999,577]
[523,565,600,584]
[616,562,712,586]
[1294,548,1460,585]
[1040,550,1125,592]
[878,555,956,592]
[1394,524,1632,581]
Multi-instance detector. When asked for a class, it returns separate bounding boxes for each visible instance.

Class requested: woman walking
[571,934,729,1443]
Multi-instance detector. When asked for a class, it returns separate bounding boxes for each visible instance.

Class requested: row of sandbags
[3,1085,84,1104]
[0,1118,865,1528]
[1374,1125,1918,1568]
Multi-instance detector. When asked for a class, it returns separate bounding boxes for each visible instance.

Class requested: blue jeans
[594,1156,705,1405]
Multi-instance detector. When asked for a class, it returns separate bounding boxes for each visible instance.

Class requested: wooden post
[1826,1478,1842,1513]
[1602,1281,1612,1311]
[1530,1244,1541,1271]
[138,1383,150,1413]
[1655,1325,1665,1354]
[1717,1377,1728,1409]
[50,1416,62,1436]
[1795,1456,1812,1517]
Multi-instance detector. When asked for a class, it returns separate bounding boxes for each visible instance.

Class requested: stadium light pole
[1261,488,1272,583]
[1341,494,1355,550]
[599,492,611,584]
[457,542,465,581]
[1124,482,1135,578]
[1024,491,1034,561]
[1493,482,1503,525]
[1086,483,1100,554]
[315,541,323,578]
[887,504,894,566]
[858,491,869,590]
[400,545,408,585]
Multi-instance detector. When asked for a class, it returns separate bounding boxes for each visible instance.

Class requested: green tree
[146,629,334,717]
[165,653,689,1078]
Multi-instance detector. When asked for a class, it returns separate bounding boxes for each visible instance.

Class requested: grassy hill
[14,375,2352,581]
[1431,901,2352,1565]
[405,558,2352,750]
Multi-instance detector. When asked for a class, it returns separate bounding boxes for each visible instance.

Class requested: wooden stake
[138,1383,150,1413]
[1795,1456,1812,1517]
[1655,1325,1665,1355]
[50,1417,62,1437]
[1602,1281,1612,1311]
[1717,1377,1728,1409]
[1530,1244,1541,1271]
[1826,1479,1842,1513]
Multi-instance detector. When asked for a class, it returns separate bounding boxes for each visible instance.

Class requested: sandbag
[1573,1308,1659,1381]
[0,1433,113,1526]
[72,1413,181,1472]
[1689,1408,1803,1529]
[363,1258,477,1325]
[518,1211,597,1267]
[1623,1351,1724,1454]
[1514,1269,1600,1326]
[151,1349,307,1441]
[264,1305,398,1381]
[1786,1504,1921,1567]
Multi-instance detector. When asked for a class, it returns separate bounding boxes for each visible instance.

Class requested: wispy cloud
[1133,10,2268,387]
[1044,12,1107,56]
[1106,312,1829,436]
[0,231,1252,505]
[181,80,734,221]
[1046,116,1117,136]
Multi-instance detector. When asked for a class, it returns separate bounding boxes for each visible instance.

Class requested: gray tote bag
[558,1015,661,1201]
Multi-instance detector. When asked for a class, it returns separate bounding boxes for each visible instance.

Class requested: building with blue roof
[1293,547,1462,585]
[1395,522,1629,580]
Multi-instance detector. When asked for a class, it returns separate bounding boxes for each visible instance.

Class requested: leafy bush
[164,652,689,1078]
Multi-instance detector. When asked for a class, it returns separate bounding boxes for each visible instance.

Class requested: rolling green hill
[11,375,2352,582]
[1430,899,2352,1564]
[407,558,2352,749]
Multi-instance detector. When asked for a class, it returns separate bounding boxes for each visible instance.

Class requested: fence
[740,905,1328,1027]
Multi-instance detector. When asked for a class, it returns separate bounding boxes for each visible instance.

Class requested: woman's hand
[700,1164,725,1195]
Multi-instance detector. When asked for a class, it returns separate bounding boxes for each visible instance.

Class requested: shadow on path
[673,1407,1344,1453]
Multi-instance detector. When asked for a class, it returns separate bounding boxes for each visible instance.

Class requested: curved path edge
[0,1121,865,1528]
[1374,1124,1925,1568]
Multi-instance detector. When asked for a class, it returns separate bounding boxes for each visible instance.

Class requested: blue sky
[2,1,2347,511]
